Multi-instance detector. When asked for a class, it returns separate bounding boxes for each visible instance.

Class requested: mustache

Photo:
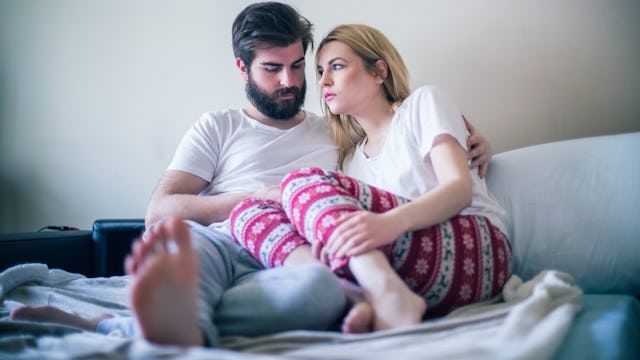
[273,87,301,98]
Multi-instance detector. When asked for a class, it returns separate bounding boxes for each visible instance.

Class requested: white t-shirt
[168,109,338,196]
[345,86,507,235]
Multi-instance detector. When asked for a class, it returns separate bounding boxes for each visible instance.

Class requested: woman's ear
[374,59,389,84]
[236,58,249,81]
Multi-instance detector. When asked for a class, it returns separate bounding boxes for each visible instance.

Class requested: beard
[245,76,306,120]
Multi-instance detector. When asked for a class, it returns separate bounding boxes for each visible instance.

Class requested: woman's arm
[388,133,472,232]
[326,134,472,258]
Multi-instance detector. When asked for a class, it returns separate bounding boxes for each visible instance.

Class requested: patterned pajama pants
[230,167,512,317]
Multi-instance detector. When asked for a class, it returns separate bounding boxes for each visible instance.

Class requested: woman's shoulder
[400,85,459,114]
[406,85,449,102]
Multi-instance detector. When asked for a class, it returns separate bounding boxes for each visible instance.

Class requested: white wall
[1,0,639,232]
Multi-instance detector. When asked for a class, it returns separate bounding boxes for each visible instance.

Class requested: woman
[230,24,511,332]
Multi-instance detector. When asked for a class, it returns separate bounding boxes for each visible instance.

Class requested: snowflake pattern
[321,215,335,228]
[406,277,418,290]
[251,221,265,235]
[281,241,297,254]
[498,248,505,263]
[463,257,475,275]
[463,233,474,250]
[380,196,391,210]
[415,259,429,274]
[298,192,311,204]
[421,236,433,253]
[459,283,472,300]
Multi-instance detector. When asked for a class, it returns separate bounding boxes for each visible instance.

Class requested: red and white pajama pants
[230,167,511,317]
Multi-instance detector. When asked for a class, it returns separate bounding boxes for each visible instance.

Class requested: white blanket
[0,264,582,359]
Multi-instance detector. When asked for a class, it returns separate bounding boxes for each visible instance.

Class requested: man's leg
[150,218,346,339]
[215,245,347,336]
[12,218,346,343]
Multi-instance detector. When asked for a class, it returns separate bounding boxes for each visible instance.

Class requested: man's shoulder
[193,108,248,129]
[200,108,244,120]
[301,111,327,127]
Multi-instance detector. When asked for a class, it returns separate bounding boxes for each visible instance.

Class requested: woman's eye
[332,63,343,70]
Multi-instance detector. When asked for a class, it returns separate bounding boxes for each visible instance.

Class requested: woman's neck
[354,98,395,157]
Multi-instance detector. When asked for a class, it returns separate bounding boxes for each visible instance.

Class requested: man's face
[243,41,307,120]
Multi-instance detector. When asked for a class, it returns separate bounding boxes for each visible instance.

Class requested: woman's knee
[229,198,281,243]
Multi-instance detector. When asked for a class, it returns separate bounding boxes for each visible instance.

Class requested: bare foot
[366,274,427,330]
[10,305,112,331]
[129,216,203,346]
[348,251,427,331]
[342,301,374,334]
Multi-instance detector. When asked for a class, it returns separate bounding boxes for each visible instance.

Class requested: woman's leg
[281,168,511,320]
[348,251,427,330]
[392,215,512,317]
[281,167,408,272]
[281,168,425,329]
[229,197,311,268]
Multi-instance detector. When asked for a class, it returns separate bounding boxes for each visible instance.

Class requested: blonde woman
[231,24,511,332]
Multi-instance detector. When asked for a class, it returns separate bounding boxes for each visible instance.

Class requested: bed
[1,132,639,359]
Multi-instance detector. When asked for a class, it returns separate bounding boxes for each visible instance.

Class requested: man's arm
[145,170,251,227]
[462,115,492,178]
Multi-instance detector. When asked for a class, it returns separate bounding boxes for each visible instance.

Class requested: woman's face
[316,41,383,117]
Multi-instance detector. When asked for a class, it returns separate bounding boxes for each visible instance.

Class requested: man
[11,2,492,347]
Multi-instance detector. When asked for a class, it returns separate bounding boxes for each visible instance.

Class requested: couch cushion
[486,132,640,295]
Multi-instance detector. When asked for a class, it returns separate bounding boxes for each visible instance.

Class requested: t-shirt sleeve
[167,112,220,182]
[407,86,469,158]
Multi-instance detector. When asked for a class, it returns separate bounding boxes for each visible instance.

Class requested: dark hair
[232,2,314,67]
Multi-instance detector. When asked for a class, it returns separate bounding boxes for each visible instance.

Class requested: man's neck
[243,105,305,130]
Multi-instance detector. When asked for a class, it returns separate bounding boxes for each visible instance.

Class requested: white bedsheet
[0,264,582,359]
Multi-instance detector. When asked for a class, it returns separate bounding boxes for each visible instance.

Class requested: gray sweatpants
[97,220,347,346]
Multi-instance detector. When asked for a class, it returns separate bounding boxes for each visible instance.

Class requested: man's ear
[374,59,388,84]
[236,58,249,81]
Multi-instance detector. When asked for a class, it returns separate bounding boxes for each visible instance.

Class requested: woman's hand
[326,211,402,259]
[311,241,332,266]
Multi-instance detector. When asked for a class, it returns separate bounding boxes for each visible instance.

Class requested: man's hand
[251,185,281,202]
[463,115,492,179]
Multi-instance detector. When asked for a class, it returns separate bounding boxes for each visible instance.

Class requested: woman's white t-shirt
[345,86,507,235]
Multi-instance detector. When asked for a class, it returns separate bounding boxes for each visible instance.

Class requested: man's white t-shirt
[345,86,508,235]
[168,109,338,196]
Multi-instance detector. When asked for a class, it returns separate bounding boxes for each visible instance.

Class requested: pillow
[485,132,640,295]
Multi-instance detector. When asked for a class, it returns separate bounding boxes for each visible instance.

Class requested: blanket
[0,264,582,359]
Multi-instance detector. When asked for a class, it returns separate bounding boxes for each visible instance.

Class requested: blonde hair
[315,24,411,169]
